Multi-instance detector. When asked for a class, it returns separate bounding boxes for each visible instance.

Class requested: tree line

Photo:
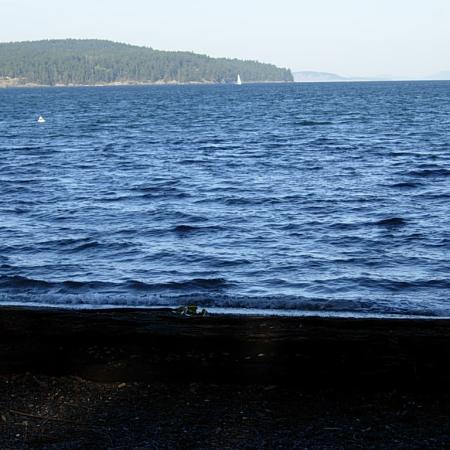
[0,39,293,85]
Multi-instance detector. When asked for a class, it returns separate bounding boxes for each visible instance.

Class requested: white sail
[237,74,242,85]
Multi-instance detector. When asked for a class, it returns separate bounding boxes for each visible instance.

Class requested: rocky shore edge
[0,306,448,387]
[0,307,449,449]
[0,78,291,88]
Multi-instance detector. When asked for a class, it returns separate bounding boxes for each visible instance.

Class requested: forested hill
[0,39,293,86]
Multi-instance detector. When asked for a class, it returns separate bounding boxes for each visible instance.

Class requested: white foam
[0,301,448,320]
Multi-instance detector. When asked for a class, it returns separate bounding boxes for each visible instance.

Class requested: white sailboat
[37,115,46,123]
[236,74,242,85]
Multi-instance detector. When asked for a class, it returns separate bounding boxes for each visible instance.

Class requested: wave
[326,217,409,230]
[0,276,112,290]
[0,275,230,292]
[373,217,408,227]
[319,276,450,291]
[0,276,53,289]
[405,168,450,178]
[223,196,301,206]
[388,181,424,189]
[0,291,447,317]
[172,224,225,234]
[70,241,102,252]
[130,183,180,193]
[294,120,333,126]
[125,278,230,290]
[24,238,135,254]
[1,272,449,317]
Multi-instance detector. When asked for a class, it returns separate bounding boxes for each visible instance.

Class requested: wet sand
[0,307,449,448]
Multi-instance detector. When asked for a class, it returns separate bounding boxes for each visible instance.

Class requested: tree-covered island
[0,39,293,87]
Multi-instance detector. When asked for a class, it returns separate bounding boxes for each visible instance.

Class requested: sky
[1,0,450,78]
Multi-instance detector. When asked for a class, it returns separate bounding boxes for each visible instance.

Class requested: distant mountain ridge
[293,71,347,82]
[0,39,293,86]
[294,70,450,83]
[293,71,388,83]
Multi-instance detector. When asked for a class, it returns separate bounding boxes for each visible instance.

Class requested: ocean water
[0,82,449,316]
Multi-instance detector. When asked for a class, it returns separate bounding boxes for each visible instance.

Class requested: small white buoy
[37,115,46,123]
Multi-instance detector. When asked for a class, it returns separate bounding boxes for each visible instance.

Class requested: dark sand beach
[0,307,449,449]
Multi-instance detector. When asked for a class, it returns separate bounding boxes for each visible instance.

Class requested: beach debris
[174,305,208,317]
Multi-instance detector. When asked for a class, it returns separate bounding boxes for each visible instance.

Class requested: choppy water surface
[1,82,449,316]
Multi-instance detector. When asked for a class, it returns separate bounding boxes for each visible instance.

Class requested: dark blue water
[1,82,449,316]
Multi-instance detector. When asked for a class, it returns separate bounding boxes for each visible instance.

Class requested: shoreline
[1,305,449,448]
[2,302,449,319]
[0,302,450,321]
[1,305,449,388]
[2,79,449,89]
[0,80,293,89]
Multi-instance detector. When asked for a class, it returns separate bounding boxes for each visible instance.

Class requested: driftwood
[9,409,78,424]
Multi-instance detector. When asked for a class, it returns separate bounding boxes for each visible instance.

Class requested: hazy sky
[2,0,450,78]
